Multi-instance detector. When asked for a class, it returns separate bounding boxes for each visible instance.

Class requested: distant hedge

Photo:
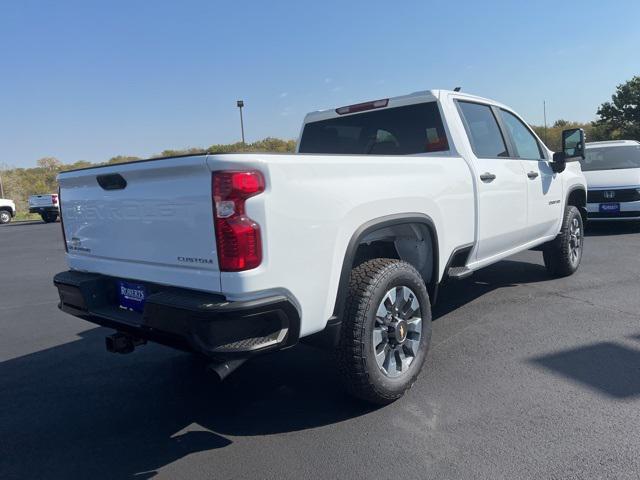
[0,137,296,214]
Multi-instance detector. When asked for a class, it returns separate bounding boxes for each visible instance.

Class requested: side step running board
[447,266,473,280]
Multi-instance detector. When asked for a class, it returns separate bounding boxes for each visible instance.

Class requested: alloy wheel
[373,286,422,378]
[569,217,582,266]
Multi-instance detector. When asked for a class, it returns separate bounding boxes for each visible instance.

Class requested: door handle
[480,172,496,182]
[527,171,539,179]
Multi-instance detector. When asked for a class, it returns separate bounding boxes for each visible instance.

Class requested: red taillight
[52,194,58,205]
[212,171,265,271]
[336,98,388,115]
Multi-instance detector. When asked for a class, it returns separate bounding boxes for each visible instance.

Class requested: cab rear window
[298,102,449,155]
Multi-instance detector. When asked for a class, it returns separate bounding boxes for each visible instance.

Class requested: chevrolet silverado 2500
[29,193,59,223]
[54,90,587,404]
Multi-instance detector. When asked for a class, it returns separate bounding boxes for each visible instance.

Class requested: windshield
[580,144,640,171]
[298,102,449,155]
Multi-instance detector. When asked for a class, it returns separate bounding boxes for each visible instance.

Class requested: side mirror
[551,152,567,173]
[551,128,585,173]
[562,128,585,160]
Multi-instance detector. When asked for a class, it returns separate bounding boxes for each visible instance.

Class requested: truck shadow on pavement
[433,259,550,320]
[0,256,626,479]
[0,328,375,479]
[529,341,640,399]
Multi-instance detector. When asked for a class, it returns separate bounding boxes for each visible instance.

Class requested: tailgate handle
[97,173,127,190]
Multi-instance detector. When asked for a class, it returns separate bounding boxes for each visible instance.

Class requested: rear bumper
[53,270,300,358]
[29,206,58,214]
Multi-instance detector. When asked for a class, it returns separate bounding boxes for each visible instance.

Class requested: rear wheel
[41,212,58,223]
[337,258,432,405]
[0,209,11,224]
[543,205,584,277]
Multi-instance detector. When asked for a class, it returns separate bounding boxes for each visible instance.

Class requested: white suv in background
[581,140,640,221]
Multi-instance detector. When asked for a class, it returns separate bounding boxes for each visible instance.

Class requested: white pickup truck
[54,90,587,404]
[28,193,60,223]
[0,198,16,224]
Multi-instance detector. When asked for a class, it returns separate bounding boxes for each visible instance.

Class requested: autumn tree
[37,157,62,171]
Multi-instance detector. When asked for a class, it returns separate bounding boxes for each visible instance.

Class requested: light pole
[543,100,548,144]
[236,100,245,144]
[0,172,4,198]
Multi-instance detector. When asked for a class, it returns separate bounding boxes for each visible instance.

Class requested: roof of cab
[586,140,640,148]
[302,89,504,124]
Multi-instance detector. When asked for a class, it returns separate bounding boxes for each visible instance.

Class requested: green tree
[206,137,296,154]
[155,148,205,158]
[531,121,608,152]
[107,155,141,164]
[61,160,93,171]
[594,76,640,140]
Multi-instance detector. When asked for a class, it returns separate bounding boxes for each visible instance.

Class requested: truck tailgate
[29,194,55,207]
[57,155,221,292]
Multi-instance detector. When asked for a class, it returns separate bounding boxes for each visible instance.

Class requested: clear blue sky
[2,0,639,167]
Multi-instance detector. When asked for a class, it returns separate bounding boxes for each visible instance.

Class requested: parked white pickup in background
[0,198,16,224]
[28,194,59,223]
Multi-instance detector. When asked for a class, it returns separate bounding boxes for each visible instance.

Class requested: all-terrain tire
[337,258,432,405]
[543,205,584,278]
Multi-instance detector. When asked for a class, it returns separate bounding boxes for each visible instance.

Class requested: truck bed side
[207,153,475,336]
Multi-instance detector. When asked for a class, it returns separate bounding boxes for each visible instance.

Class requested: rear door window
[457,101,509,158]
[298,102,449,155]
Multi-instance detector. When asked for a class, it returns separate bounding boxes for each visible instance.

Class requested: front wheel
[337,258,432,405]
[0,210,11,224]
[543,205,584,277]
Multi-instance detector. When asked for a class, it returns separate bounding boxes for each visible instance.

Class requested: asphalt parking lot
[1,220,639,479]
